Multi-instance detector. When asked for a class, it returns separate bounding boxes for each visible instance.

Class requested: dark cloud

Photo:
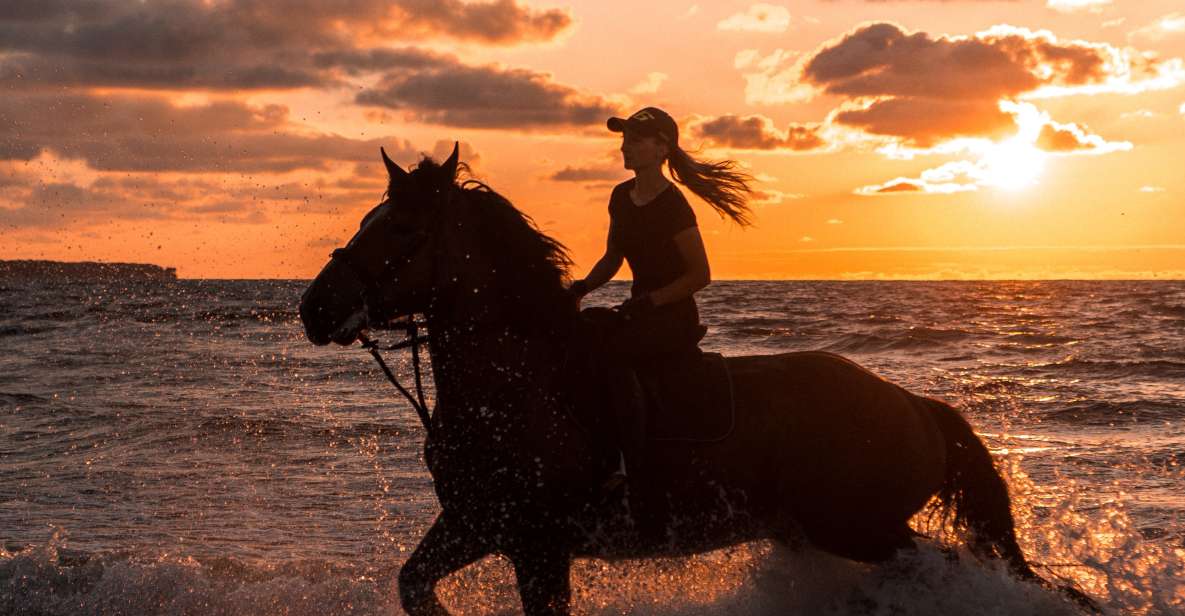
[312,48,454,76]
[800,23,1127,145]
[0,0,571,90]
[692,115,826,151]
[356,61,618,128]
[835,98,1016,145]
[1033,121,1128,153]
[804,24,1040,100]
[549,165,626,182]
[1037,124,1088,152]
[875,181,924,193]
[0,93,422,173]
[0,181,175,228]
[383,0,571,44]
[0,170,386,230]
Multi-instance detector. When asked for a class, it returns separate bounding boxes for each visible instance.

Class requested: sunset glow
[1,1,1183,279]
[981,140,1048,191]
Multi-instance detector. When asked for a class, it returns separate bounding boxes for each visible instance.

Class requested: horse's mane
[405,158,576,337]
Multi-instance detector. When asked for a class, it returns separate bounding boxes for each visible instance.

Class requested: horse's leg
[399,514,489,616]
[509,545,572,616]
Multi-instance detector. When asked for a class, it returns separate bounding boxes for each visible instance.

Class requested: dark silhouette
[299,145,1088,615]
[580,106,755,493]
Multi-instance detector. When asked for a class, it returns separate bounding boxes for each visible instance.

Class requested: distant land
[0,260,177,282]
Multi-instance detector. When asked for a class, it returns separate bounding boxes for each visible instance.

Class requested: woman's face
[620,132,668,171]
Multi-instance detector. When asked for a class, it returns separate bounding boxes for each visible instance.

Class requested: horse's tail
[925,398,1034,579]
[926,399,1102,611]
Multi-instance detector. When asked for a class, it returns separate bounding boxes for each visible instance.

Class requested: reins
[358,318,434,438]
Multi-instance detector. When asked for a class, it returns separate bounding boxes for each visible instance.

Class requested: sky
[1,0,1183,279]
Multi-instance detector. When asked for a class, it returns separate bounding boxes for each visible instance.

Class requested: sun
[979,139,1048,191]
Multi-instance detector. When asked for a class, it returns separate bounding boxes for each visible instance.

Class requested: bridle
[327,208,439,439]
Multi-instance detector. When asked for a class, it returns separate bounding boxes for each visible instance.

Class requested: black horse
[299,145,1078,615]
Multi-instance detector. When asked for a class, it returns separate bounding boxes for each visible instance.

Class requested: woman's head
[607,106,756,226]
[609,107,677,171]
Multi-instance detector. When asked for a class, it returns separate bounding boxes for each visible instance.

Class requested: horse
[299,144,1083,615]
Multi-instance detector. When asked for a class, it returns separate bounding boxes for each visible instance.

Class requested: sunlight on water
[1007,459,1185,614]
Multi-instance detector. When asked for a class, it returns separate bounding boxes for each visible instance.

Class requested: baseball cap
[607,107,678,146]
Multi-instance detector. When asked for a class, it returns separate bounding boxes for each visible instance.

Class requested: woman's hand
[617,294,655,321]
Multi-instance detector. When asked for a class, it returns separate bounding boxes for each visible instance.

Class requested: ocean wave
[1025,358,1185,380]
[820,326,971,353]
[1044,400,1185,425]
[0,540,1101,616]
[0,543,395,616]
[1149,302,1185,318]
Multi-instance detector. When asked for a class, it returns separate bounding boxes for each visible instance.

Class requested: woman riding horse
[569,107,754,484]
[299,144,1092,615]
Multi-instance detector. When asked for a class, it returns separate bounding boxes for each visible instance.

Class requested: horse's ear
[441,142,460,183]
[380,147,408,184]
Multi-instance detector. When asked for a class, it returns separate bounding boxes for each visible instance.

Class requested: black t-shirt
[608,179,699,323]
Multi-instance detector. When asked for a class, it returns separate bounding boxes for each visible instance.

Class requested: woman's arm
[578,237,625,293]
[649,226,710,306]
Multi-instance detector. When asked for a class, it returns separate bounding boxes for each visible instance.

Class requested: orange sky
[1,0,1183,279]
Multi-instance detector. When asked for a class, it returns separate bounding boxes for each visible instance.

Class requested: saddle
[636,350,734,442]
[566,308,736,445]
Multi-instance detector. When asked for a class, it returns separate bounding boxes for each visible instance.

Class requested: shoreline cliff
[0,260,178,282]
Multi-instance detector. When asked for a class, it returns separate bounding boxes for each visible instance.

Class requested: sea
[1,279,1182,615]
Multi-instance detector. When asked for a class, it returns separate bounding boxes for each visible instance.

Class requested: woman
[568,106,754,483]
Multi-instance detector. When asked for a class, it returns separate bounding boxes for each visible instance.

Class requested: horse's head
[299,144,460,345]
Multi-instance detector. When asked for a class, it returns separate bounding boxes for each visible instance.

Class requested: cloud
[794,23,1182,146]
[750,189,805,205]
[0,93,424,173]
[0,181,172,228]
[856,161,984,195]
[629,72,669,95]
[691,115,827,151]
[857,100,1129,195]
[355,59,618,129]
[717,4,792,33]
[1129,13,1185,44]
[836,99,1017,146]
[1046,0,1111,14]
[548,165,626,183]
[1139,185,1166,193]
[1035,121,1130,153]
[0,164,412,230]
[754,23,1166,194]
[734,48,816,105]
[805,24,1093,102]
[0,0,571,91]
[378,0,571,44]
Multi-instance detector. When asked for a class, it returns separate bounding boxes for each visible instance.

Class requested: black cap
[607,107,678,146]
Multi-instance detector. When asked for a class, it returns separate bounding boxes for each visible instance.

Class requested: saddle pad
[638,352,734,442]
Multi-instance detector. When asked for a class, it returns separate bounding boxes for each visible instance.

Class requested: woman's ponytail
[667,146,755,226]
